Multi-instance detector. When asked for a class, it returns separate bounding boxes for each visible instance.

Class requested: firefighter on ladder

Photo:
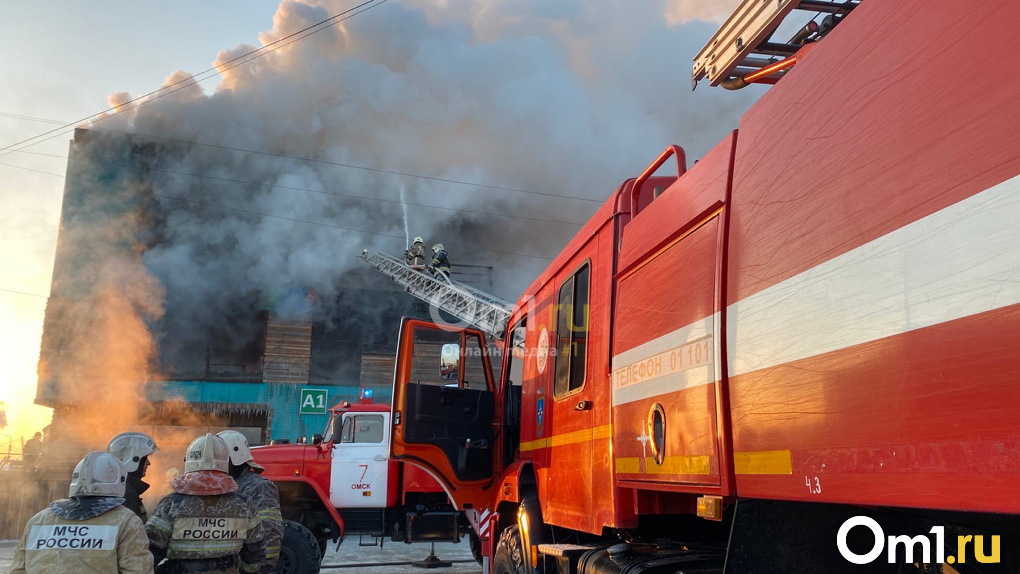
[430,243,452,283]
[405,236,428,270]
[11,451,155,574]
[217,431,283,574]
[146,433,264,574]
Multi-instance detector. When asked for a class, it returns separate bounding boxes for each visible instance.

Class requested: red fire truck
[251,391,481,573]
[381,0,1020,572]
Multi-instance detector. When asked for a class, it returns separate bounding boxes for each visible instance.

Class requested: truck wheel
[492,525,525,574]
[469,530,483,565]
[277,520,321,574]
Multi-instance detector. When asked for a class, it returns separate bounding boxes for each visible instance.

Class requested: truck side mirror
[312,434,323,445]
[440,343,461,380]
[296,436,307,444]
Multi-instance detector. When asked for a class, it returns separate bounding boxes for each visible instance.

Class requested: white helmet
[69,452,127,498]
[432,243,444,253]
[184,433,230,474]
[107,432,159,473]
[216,430,265,472]
[413,236,424,245]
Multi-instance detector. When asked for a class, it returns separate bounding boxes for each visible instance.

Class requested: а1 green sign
[299,389,328,415]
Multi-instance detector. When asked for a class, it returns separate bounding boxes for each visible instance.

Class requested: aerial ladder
[360,250,518,343]
[692,0,859,90]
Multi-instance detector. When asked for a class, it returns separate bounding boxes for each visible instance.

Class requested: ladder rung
[692,0,859,88]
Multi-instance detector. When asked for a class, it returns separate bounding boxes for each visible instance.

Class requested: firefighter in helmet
[107,431,159,523]
[11,451,155,574]
[217,430,283,573]
[406,236,428,270]
[146,434,264,574]
[430,243,452,282]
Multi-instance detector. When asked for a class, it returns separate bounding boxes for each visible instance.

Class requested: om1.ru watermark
[838,516,1000,566]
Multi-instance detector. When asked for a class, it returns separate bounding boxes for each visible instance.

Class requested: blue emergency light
[359,387,373,403]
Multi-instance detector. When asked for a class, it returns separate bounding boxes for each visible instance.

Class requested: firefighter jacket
[146,471,264,574]
[124,474,151,523]
[406,243,427,267]
[431,249,451,274]
[234,470,283,573]
[11,496,154,574]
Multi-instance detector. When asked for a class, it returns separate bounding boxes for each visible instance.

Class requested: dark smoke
[63,0,763,372]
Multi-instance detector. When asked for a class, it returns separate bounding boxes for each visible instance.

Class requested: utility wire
[0,162,66,178]
[8,149,590,225]
[0,0,388,158]
[153,193,554,261]
[1,164,556,261]
[0,120,602,204]
[88,128,603,203]
[0,112,65,125]
[0,287,50,300]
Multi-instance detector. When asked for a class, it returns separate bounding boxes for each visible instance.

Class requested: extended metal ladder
[360,250,514,340]
[692,0,860,89]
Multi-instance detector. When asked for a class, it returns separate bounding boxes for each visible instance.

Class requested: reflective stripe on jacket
[234,471,283,573]
[146,491,264,574]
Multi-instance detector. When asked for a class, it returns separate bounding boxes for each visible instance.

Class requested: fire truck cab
[252,391,480,573]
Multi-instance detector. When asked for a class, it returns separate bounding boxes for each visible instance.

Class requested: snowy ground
[0,538,480,574]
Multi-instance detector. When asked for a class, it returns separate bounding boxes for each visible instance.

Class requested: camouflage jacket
[234,471,283,574]
[146,471,264,574]
[406,243,428,267]
[12,499,154,574]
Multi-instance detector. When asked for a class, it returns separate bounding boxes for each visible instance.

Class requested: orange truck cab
[252,390,482,572]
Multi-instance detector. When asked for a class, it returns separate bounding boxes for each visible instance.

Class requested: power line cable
[0,162,66,178]
[0,112,65,125]
[152,193,554,261]
[8,149,590,225]
[0,118,602,204]
[0,0,388,158]
[0,287,50,300]
[1,164,556,261]
[87,128,604,203]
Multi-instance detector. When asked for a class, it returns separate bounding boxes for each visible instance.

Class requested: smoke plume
[80,0,759,339]
[37,133,167,464]
[0,402,7,430]
[37,0,762,450]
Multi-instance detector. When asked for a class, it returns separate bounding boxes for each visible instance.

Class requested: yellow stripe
[148,516,172,533]
[615,455,711,475]
[258,508,283,521]
[520,425,612,452]
[733,450,792,474]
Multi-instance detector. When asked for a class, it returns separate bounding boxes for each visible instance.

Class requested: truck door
[329,412,389,508]
[391,318,496,512]
[544,256,595,529]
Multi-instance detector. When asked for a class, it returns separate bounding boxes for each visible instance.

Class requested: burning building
[34,127,494,470]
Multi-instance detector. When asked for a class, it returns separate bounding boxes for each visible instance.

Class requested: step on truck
[251,390,481,574]
[373,0,1020,572]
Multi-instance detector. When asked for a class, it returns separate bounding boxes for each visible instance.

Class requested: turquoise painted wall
[147,381,393,442]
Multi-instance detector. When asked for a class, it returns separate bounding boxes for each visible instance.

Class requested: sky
[0,0,285,450]
[0,0,766,449]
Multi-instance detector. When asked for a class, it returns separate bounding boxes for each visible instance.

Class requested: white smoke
[80,0,762,346]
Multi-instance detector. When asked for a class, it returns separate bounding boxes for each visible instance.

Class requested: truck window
[323,412,341,443]
[503,317,526,467]
[463,332,491,390]
[554,263,590,398]
[410,327,461,386]
[508,320,526,388]
[340,414,384,444]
